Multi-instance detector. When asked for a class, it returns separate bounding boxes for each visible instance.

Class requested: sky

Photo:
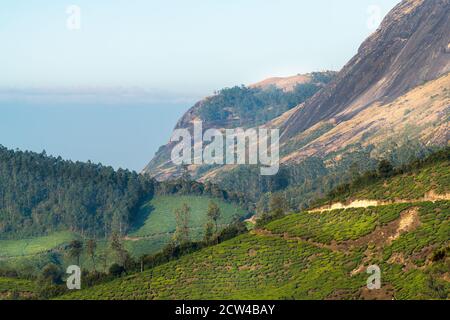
[0,0,401,171]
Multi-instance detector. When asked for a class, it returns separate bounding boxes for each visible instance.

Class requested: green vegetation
[0,145,251,279]
[130,196,245,241]
[384,202,449,262]
[60,233,364,300]
[61,200,449,300]
[266,204,410,244]
[0,145,250,241]
[1,146,448,300]
[0,277,36,300]
[0,195,247,276]
[58,149,449,300]
[0,231,77,258]
[321,147,449,205]
[0,145,155,239]
[198,72,336,127]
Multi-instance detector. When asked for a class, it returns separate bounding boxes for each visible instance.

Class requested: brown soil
[359,284,395,300]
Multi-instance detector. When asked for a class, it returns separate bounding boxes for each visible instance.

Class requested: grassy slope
[61,158,449,300]
[0,231,77,258]
[351,161,449,200]
[130,195,247,239]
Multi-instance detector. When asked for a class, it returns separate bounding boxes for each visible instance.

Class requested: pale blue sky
[0,0,401,171]
[1,0,400,94]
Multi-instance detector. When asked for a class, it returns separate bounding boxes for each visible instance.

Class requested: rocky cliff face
[281,0,450,139]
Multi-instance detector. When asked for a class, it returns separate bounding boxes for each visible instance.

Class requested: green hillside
[61,200,449,300]
[320,150,449,204]
[130,195,247,239]
[60,154,450,300]
[0,195,247,274]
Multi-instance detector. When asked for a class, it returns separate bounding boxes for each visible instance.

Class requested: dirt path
[309,191,449,213]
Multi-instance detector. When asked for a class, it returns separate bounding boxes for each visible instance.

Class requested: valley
[0,0,449,302]
[0,194,247,275]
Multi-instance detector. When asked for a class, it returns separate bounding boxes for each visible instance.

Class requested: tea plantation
[61,200,449,300]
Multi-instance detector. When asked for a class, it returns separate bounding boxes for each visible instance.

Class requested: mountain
[143,71,336,180]
[61,149,450,300]
[279,0,450,154]
[282,0,450,139]
[144,0,449,194]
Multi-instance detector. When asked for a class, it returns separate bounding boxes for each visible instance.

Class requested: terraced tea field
[265,204,411,243]
[61,201,449,300]
[0,277,36,300]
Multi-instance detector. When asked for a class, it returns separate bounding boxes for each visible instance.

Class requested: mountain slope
[143,72,336,180]
[61,151,450,300]
[281,0,450,139]
[279,72,450,163]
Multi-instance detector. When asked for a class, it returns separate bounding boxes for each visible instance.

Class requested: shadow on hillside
[128,199,155,234]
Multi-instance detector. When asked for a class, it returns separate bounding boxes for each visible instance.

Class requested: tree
[109,263,125,277]
[0,145,156,240]
[68,240,83,266]
[378,159,394,178]
[110,232,129,266]
[349,162,360,181]
[203,221,215,242]
[207,201,221,233]
[97,251,109,273]
[173,203,191,245]
[268,193,286,217]
[86,239,97,271]
[110,232,123,253]
[40,263,63,284]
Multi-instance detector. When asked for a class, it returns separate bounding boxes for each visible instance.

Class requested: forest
[0,145,250,240]
[198,72,336,127]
